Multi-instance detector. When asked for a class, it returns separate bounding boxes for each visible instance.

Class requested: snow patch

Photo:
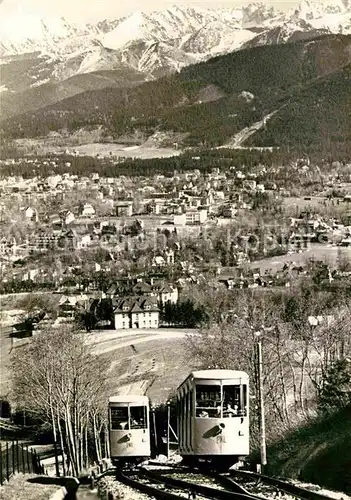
[101,11,148,50]
[31,78,50,88]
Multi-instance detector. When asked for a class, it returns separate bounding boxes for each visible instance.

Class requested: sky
[0,0,300,23]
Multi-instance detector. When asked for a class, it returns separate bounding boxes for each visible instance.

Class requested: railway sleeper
[116,469,187,499]
[231,471,334,500]
[161,468,251,496]
[140,468,260,500]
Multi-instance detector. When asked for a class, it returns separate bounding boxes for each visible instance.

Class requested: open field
[220,244,351,277]
[90,328,196,403]
[13,137,181,159]
[282,196,328,211]
[69,143,181,159]
[249,244,351,275]
[281,195,351,217]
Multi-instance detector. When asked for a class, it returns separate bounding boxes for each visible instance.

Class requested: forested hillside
[246,64,351,148]
[0,67,146,121]
[265,406,351,494]
[1,34,350,150]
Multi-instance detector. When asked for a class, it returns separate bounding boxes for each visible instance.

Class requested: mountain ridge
[1,2,350,137]
[1,2,350,79]
[2,34,350,151]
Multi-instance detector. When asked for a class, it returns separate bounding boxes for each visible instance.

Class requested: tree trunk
[79,417,84,473]
[104,423,110,459]
[299,339,309,414]
[65,407,78,476]
[276,338,290,425]
[93,414,101,463]
[50,404,57,444]
[64,417,73,475]
[84,424,89,470]
[57,416,66,477]
[287,358,299,410]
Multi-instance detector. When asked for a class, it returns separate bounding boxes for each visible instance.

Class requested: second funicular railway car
[108,395,150,465]
[176,370,249,467]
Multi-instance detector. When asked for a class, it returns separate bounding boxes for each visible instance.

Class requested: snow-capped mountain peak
[241,2,283,26]
[102,11,149,50]
[293,0,350,18]
[1,0,350,99]
[289,0,351,33]
[0,5,100,57]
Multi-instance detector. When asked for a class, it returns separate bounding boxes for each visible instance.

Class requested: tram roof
[191,369,249,380]
[108,395,149,404]
[177,370,249,389]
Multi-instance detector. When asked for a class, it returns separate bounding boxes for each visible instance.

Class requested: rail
[116,469,188,499]
[139,467,263,500]
[231,470,336,500]
[93,463,341,500]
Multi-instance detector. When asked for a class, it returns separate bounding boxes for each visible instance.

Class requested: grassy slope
[2,34,350,148]
[97,334,195,403]
[264,406,351,494]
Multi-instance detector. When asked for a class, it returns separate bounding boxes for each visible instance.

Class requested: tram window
[110,407,129,430]
[223,385,247,417]
[196,385,221,418]
[130,406,147,429]
[185,391,189,448]
[189,390,193,447]
[243,385,247,413]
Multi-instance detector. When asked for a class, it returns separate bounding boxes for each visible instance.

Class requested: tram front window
[196,385,221,418]
[223,385,247,417]
[130,406,147,429]
[110,407,129,430]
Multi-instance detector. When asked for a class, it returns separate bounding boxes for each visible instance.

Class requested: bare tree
[10,325,109,475]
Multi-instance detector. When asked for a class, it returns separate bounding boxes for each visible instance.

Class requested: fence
[0,441,44,485]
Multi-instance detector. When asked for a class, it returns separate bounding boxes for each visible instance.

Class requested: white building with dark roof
[113,296,159,329]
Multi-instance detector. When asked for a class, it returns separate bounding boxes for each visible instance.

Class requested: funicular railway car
[176,370,249,467]
[109,395,150,465]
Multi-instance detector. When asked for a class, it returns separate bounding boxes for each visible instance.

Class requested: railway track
[229,470,336,500]
[98,464,341,500]
[117,466,267,499]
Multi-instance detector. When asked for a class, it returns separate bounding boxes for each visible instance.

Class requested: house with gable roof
[113,296,159,329]
[58,294,89,319]
[153,283,178,305]
[132,281,155,297]
[59,209,75,226]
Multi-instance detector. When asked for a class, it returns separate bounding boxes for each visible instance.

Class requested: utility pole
[255,331,267,471]
[166,401,170,460]
[151,406,157,457]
